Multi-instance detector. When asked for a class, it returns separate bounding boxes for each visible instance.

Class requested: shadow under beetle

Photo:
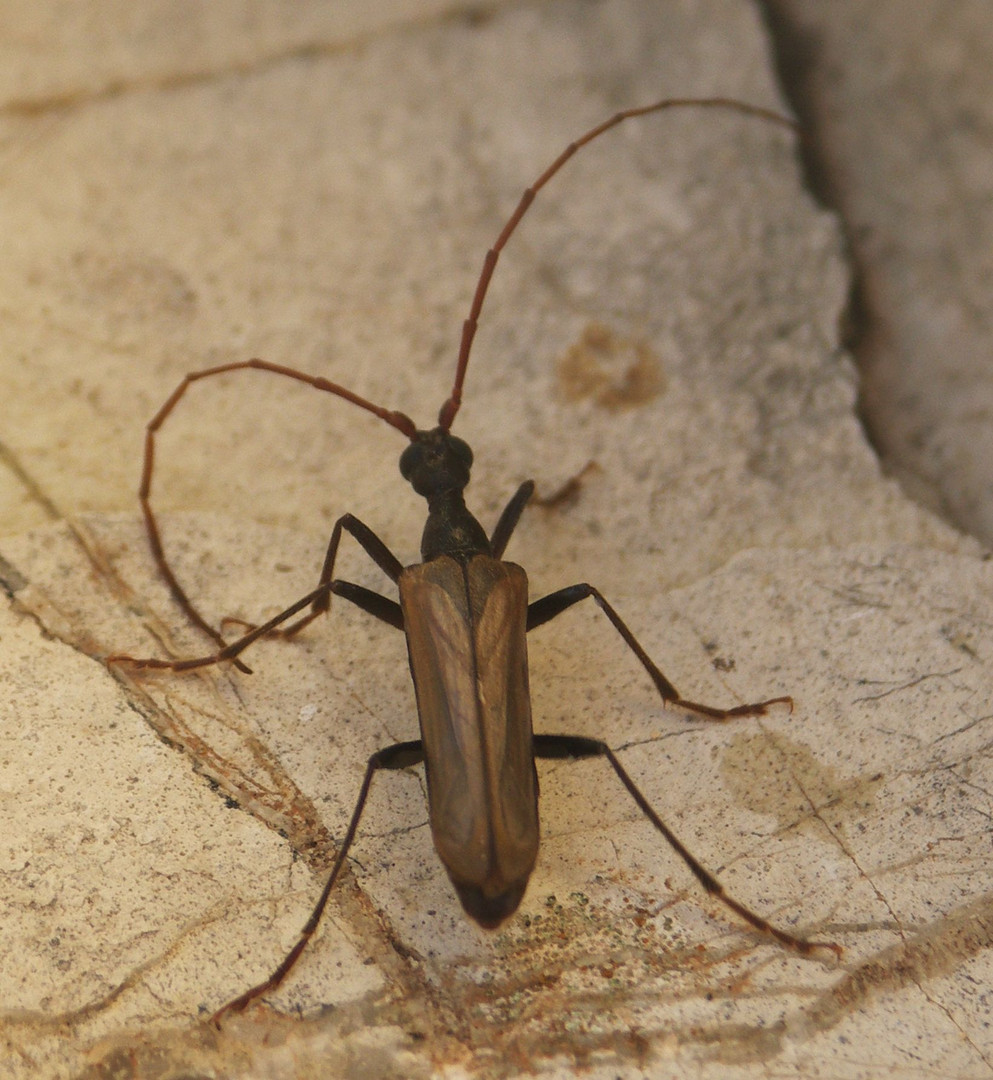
[110,97,840,1018]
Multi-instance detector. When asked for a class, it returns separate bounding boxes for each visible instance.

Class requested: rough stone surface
[765,0,993,545]
[0,2,989,1078]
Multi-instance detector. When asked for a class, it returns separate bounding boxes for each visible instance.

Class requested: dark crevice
[756,2,881,466]
[756,4,836,208]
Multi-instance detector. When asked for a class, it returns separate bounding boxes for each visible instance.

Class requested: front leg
[267,509,408,635]
[489,481,535,558]
[527,584,791,720]
[239,513,405,640]
[109,514,404,673]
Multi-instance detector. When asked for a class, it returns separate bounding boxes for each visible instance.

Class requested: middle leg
[527,584,791,719]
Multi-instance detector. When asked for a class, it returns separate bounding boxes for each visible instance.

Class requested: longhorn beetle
[110,97,840,1019]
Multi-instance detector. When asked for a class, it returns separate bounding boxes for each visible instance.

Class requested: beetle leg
[489,480,535,558]
[109,515,405,672]
[532,734,839,958]
[212,739,425,1023]
[254,512,405,640]
[526,584,791,719]
[108,578,403,672]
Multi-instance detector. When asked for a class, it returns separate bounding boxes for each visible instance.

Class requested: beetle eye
[448,436,473,469]
[399,441,422,481]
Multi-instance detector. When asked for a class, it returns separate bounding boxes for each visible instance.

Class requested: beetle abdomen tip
[454,879,529,929]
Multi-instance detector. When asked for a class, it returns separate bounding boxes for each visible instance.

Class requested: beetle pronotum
[110,97,840,1018]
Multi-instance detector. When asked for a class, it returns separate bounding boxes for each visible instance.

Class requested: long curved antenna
[437,96,797,431]
[140,359,417,659]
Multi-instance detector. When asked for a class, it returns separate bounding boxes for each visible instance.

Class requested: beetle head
[400,427,473,498]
